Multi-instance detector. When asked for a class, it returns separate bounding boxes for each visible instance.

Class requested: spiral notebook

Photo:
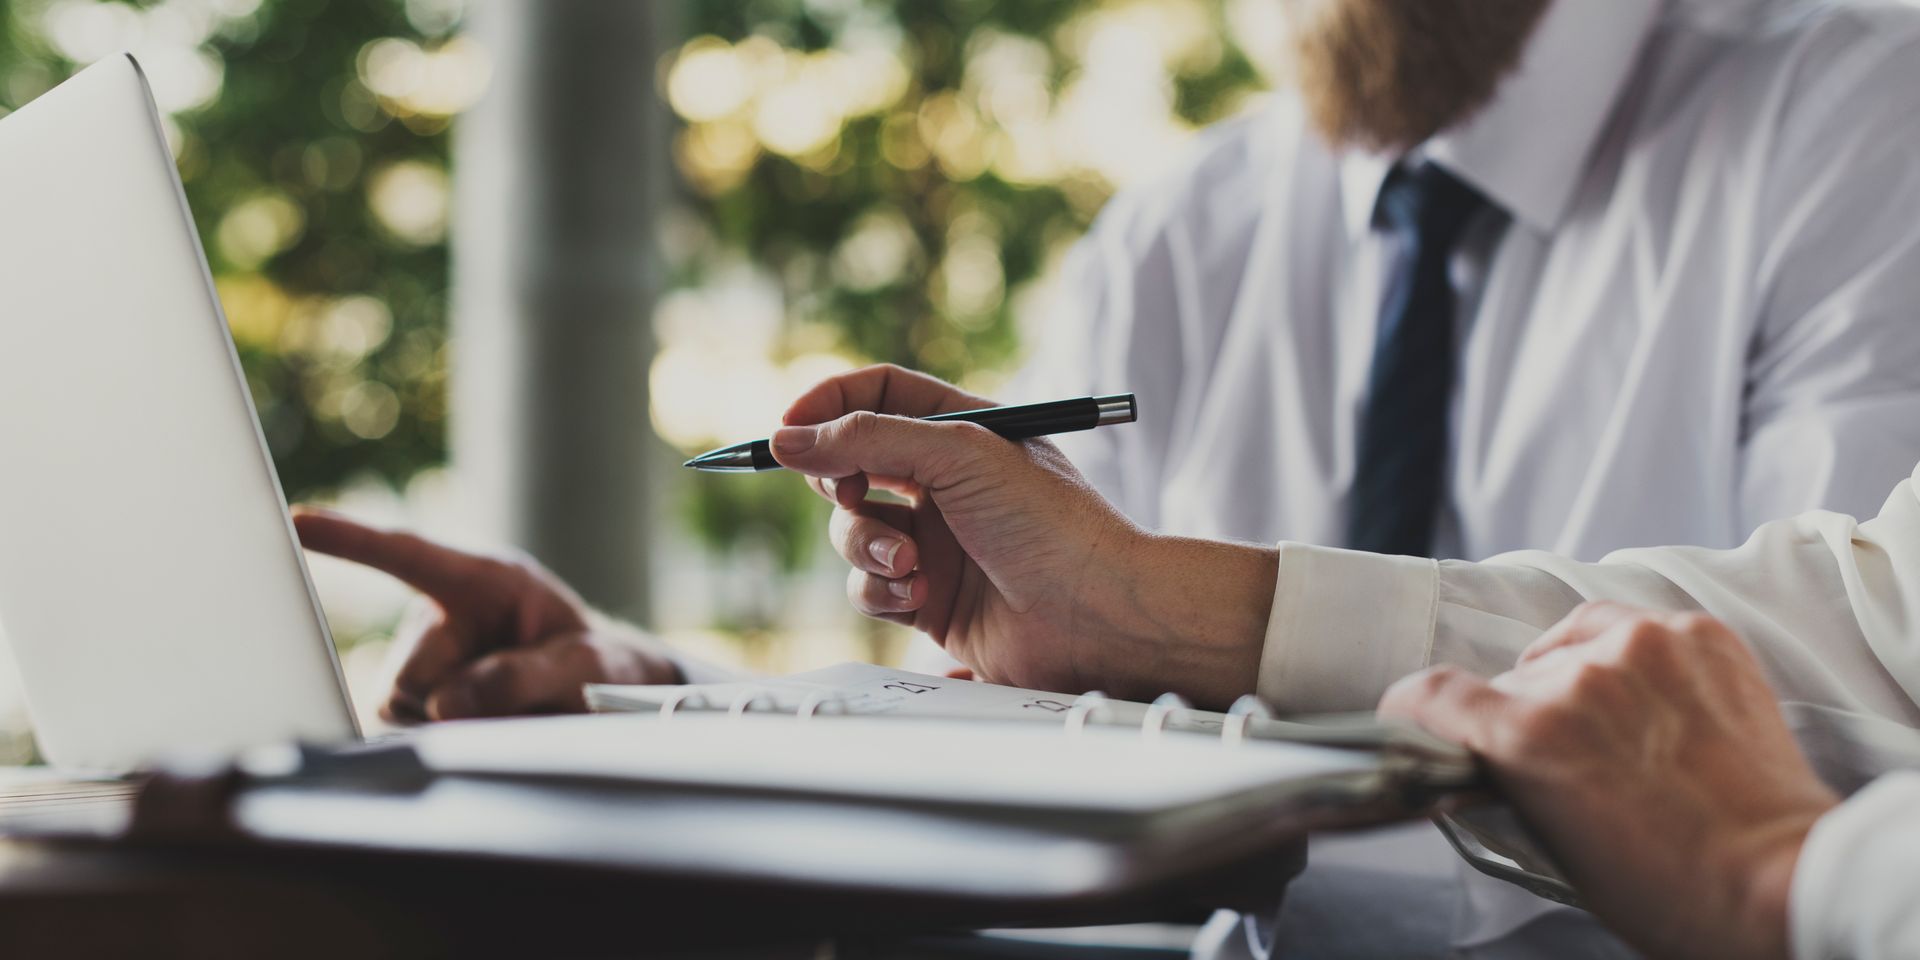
[583,663,1578,905]
[55,663,1572,919]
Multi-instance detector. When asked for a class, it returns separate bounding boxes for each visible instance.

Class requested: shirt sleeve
[1790,772,1920,960]
[1260,462,1920,739]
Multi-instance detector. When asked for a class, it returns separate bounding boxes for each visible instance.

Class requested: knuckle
[1515,700,1579,747]
[832,514,885,565]
[556,637,604,681]
[1673,611,1732,643]
[841,410,883,436]
[846,568,881,612]
[828,506,857,542]
[1412,665,1469,700]
[1570,599,1627,625]
[466,661,516,710]
[939,419,994,440]
[933,421,1008,469]
[1617,618,1674,665]
[1568,660,1623,700]
[490,547,542,577]
[1379,672,1420,710]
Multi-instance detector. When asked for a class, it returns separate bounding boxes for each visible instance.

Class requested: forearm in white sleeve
[1790,771,1920,960]
[1261,464,1920,744]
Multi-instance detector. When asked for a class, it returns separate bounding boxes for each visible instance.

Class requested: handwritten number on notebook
[882,680,940,695]
[1022,699,1071,713]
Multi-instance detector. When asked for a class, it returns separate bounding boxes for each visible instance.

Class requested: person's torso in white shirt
[982,0,1920,954]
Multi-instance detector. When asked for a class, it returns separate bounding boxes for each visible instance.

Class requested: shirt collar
[1337,0,1665,240]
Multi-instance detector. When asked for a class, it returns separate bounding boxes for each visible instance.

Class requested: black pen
[683,394,1138,472]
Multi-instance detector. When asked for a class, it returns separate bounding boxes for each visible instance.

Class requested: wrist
[1070,528,1277,708]
[1722,806,1831,960]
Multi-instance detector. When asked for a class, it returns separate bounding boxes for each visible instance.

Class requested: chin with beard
[1285,0,1552,154]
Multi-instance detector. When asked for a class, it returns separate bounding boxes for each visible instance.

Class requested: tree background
[0,0,1277,759]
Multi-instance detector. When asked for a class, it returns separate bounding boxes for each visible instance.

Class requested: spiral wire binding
[1223,695,1275,746]
[796,691,851,720]
[657,689,714,720]
[1063,691,1114,736]
[728,690,782,717]
[656,682,1280,747]
[1141,693,1195,742]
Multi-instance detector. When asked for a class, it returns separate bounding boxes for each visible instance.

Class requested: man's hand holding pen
[774,364,1277,708]
[768,364,1129,696]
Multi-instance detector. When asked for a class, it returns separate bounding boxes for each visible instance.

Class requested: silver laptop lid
[0,55,357,770]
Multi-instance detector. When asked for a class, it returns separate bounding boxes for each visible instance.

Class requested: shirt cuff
[1259,542,1440,713]
[1790,772,1920,960]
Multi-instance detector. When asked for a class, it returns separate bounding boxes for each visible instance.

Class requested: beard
[1285,0,1552,153]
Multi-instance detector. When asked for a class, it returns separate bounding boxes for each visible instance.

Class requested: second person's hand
[292,509,681,722]
[1379,603,1839,960]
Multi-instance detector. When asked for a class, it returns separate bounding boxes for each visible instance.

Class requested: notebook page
[587,662,1215,729]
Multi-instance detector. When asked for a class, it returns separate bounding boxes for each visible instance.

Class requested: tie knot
[1374,163,1487,244]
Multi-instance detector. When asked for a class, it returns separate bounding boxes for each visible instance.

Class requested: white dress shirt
[998,0,1920,953]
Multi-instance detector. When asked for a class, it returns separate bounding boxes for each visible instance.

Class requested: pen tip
[682,458,698,468]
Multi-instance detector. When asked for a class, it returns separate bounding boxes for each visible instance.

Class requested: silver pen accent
[1096,395,1136,426]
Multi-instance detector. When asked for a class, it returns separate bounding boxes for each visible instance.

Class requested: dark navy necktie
[1345,163,1490,557]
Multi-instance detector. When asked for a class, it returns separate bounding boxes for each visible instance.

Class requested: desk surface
[0,835,1240,959]
[0,835,830,958]
[0,775,1298,959]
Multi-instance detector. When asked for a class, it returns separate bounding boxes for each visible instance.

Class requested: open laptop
[0,54,361,797]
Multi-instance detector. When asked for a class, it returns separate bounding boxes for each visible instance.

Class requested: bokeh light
[0,0,1280,755]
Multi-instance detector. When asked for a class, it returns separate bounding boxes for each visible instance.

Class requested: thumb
[770,411,1009,490]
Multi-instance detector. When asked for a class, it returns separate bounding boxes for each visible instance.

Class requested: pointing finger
[292,508,481,604]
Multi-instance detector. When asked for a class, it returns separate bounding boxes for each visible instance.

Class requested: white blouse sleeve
[1260,463,1920,788]
[1790,772,1920,960]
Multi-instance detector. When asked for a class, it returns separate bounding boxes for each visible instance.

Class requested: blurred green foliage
[0,0,453,500]
[661,0,1267,576]
[0,0,1271,586]
[669,0,1262,383]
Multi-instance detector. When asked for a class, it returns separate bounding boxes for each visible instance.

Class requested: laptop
[0,54,362,793]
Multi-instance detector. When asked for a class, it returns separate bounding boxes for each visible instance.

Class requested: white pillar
[451,0,667,623]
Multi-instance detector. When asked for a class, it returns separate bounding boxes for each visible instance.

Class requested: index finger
[782,364,995,426]
[1516,601,1654,666]
[1377,665,1514,756]
[292,508,480,603]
